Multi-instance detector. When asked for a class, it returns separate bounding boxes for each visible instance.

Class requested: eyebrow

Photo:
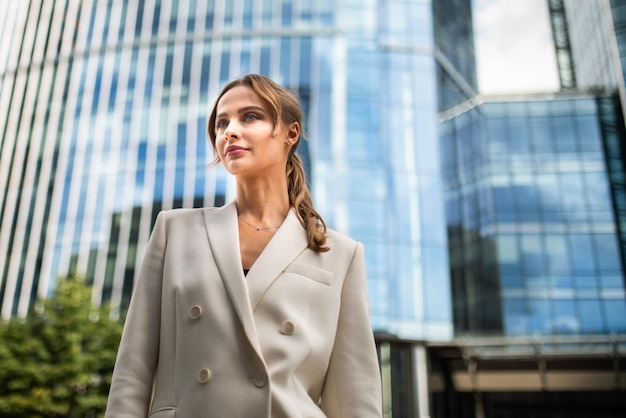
[216,105,266,119]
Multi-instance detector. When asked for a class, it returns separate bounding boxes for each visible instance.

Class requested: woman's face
[214,85,298,177]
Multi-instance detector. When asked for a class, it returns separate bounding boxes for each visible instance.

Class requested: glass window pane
[552,299,579,333]
[578,299,605,332]
[521,234,544,275]
[568,234,596,272]
[594,233,622,271]
[497,234,520,274]
[503,297,528,335]
[604,300,626,331]
[544,234,570,274]
[528,298,551,333]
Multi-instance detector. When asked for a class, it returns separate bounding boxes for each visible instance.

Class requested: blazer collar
[203,201,309,349]
[245,207,309,310]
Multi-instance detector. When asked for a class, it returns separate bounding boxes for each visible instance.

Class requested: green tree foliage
[0,275,123,417]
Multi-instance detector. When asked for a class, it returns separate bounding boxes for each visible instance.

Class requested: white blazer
[105,201,382,417]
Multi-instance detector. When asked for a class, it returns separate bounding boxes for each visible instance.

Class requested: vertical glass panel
[513,173,538,211]
[528,298,551,333]
[560,172,585,211]
[529,116,553,154]
[492,174,513,212]
[422,247,451,322]
[604,299,626,331]
[503,297,528,335]
[487,118,508,156]
[536,173,560,213]
[584,171,611,209]
[553,116,577,152]
[552,299,579,333]
[568,233,596,273]
[497,234,520,275]
[507,117,530,155]
[544,234,570,275]
[576,114,602,152]
[578,299,605,332]
[593,233,622,271]
[520,234,544,275]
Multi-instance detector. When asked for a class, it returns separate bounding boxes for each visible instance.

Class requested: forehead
[216,85,267,114]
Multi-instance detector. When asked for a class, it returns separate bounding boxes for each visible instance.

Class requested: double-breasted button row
[189,305,202,319]
[280,320,295,335]
[197,368,212,384]
[252,375,267,388]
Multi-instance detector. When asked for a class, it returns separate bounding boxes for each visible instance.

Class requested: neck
[235,175,290,224]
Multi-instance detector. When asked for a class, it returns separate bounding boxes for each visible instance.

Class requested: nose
[223,121,240,140]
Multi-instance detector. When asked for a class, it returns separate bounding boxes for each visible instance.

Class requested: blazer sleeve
[105,211,167,417]
[321,242,383,417]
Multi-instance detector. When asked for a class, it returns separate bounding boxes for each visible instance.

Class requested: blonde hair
[208,74,328,252]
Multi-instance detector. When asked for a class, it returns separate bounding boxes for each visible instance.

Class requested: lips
[225,145,247,156]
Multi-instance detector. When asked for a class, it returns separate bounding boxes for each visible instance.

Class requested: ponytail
[286,153,329,252]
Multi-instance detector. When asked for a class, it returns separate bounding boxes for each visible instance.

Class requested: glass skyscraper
[2,0,626,416]
[442,92,626,336]
[0,0,452,342]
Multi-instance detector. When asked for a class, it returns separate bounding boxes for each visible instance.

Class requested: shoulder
[157,207,204,222]
[154,205,230,232]
[158,204,230,221]
[323,227,363,260]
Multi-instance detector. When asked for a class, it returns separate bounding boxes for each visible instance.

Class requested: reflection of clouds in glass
[473,0,559,93]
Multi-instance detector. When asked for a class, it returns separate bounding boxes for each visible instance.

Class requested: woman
[105,74,382,417]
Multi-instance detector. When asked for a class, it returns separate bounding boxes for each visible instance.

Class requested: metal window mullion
[36,0,84,301]
[56,1,106,279]
[0,1,18,74]
[203,35,221,206]
[229,0,244,77]
[0,1,37,225]
[5,2,30,72]
[90,0,139,306]
[0,72,40,318]
[115,0,181,307]
[155,0,179,213]
[100,2,139,309]
[0,15,44,318]
[248,0,263,74]
[131,0,164,305]
[269,0,281,79]
[14,0,58,317]
[76,1,124,280]
[115,0,166,310]
[182,0,205,209]
[104,0,156,306]
[308,34,321,169]
[50,1,97,280]
[290,0,301,87]
[207,0,225,100]
[0,74,18,224]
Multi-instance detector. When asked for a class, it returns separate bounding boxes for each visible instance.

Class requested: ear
[286,122,300,143]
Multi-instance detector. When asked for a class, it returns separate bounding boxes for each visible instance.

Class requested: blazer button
[280,320,295,335]
[189,305,202,319]
[252,375,267,388]
[197,368,212,384]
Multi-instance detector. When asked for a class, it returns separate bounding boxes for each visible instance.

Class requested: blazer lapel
[246,209,309,310]
[203,202,262,355]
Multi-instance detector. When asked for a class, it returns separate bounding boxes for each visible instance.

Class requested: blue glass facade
[0,0,453,340]
[2,0,626,416]
[442,93,626,336]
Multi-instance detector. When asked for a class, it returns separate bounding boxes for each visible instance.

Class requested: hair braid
[286,154,329,252]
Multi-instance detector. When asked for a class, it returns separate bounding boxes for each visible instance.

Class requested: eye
[216,119,228,129]
[243,113,259,122]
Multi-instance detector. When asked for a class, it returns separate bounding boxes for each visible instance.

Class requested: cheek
[214,136,225,157]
